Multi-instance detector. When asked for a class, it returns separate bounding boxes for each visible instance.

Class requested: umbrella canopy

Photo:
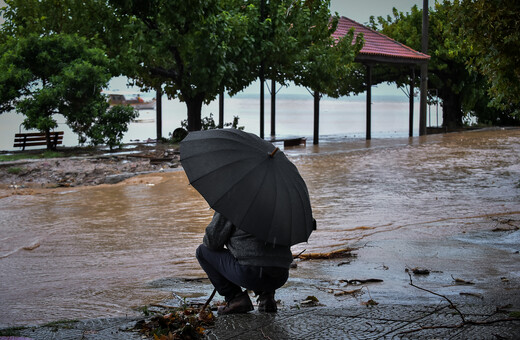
[180,128,314,246]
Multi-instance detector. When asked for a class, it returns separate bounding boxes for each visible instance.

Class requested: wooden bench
[13,131,64,150]
[270,137,307,147]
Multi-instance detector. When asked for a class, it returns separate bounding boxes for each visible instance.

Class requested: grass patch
[7,166,25,174]
[0,326,25,336]
[0,150,64,162]
[0,154,39,162]
[43,319,79,330]
[509,310,520,318]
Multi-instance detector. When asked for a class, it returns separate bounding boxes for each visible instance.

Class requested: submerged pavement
[3,214,520,339]
[5,302,520,339]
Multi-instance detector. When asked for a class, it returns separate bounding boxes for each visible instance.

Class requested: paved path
[6,303,519,339]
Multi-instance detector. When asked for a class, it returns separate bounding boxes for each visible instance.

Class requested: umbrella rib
[266,169,281,245]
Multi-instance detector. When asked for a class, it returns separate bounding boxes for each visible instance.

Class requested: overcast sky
[330,0,425,24]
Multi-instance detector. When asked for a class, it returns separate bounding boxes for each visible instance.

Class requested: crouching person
[196,212,293,314]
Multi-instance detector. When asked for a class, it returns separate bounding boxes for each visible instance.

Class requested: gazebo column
[271,79,276,137]
[366,64,372,140]
[419,0,429,135]
[409,68,415,137]
[156,86,162,140]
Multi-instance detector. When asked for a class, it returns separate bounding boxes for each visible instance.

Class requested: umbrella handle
[200,287,217,313]
[269,147,280,158]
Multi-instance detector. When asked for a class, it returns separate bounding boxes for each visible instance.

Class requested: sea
[0,80,442,151]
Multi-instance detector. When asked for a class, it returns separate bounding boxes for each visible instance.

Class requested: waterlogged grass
[0,150,63,162]
[510,310,520,318]
[0,326,25,336]
[0,320,79,337]
[7,166,24,174]
[43,319,79,330]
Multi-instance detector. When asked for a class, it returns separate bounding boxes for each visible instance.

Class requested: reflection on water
[1,128,519,326]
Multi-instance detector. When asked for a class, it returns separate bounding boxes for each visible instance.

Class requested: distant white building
[0,0,6,25]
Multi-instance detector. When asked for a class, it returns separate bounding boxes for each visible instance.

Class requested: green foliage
[180,113,244,132]
[0,32,137,148]
[105,0,362,130]
[172,113,244,142]
[283,2,364,96]
[107,0,262,131]
[0,34,101,144]
[1,0,118,56]
[168,128,188,144]
[455,0,520,117]
[369,2,473,128]
[86,105,139,150]
[2,0,364,133]
[370,1,519,128]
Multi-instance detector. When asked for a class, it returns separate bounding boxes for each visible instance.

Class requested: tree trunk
[441,90,463,130]
[156,87,162,140]
[186,95,204,131]
[45,128,53,150]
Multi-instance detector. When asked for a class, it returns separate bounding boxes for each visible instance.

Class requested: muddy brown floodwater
[1,128,519,327]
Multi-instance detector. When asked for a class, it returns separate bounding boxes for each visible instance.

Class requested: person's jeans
[196,244,289,301]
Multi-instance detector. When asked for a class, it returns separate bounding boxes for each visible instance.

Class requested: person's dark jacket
[203,212,293,269]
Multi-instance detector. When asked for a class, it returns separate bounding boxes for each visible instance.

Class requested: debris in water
[362,299,379,307]
[460,292,483,299]
[333,288,363,297]
[294,248,357,260]
[452,275,474,285]
[406,267,430,275]
[301,295,320,307]
[134,306,215,339]
[340,278,384,285]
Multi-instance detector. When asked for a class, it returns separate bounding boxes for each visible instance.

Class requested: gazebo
[323,16,430,142]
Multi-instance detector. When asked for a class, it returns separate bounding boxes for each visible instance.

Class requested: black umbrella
[180,128,315,246]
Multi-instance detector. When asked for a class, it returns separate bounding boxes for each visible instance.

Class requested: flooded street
[1,128,520,327]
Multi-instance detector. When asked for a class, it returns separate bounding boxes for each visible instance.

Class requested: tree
[105,0,262,131]
[370,1,519,128]
[454,0,520,117]
[87,105,139,150]
[0,33,136,149]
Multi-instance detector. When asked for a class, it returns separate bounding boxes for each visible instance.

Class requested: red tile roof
[332,16,430,63]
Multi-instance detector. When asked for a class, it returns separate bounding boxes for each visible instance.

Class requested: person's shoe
[257,291,277,313]
[218,291,253,315]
